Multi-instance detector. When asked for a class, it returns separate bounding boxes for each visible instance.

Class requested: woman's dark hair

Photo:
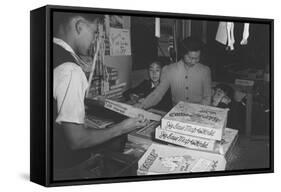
[178,37,204,58]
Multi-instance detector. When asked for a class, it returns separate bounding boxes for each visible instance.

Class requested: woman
[124,61,172,111]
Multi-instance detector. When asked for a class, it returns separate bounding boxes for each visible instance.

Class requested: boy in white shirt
[53,12,148,170]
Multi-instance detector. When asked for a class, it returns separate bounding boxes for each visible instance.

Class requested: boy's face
[75,20,98,56]
[183,51,200,66]
[149,63,161,83]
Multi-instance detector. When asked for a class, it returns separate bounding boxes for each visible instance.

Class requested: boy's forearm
[80,122,128,149]
[62,122,124,150]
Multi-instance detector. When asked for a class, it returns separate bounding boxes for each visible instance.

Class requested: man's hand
[119,115,150,134]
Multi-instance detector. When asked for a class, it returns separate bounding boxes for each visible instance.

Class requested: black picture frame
[30,4,274,187]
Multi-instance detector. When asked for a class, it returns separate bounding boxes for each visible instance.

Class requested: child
[212,84,233,108]
[212,84,246,133]
[124,61,172,111]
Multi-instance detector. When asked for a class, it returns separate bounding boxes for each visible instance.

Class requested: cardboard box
[158,127,238,158]
[161,101,228,140]
[104,99,162,121]
[155,126,216,151]
[138,143,226,175]
[214,128,238,156]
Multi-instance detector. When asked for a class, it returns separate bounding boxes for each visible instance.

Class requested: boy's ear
[74,19,83,35]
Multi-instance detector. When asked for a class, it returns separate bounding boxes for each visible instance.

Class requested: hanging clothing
[215,22,228,45]
[240,23,250,45]
[226,22,235,50]
[215,22,250,50]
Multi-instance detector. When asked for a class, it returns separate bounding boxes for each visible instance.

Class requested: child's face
[149,63,161,83]
[214,88,225,99]
[213,88,231,105]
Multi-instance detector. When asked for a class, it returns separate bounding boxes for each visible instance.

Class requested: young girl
[124,61,172,111]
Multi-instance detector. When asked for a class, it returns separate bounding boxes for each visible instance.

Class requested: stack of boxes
[155,101,238,158]
[136,101,239,175]
[155,102,226,150]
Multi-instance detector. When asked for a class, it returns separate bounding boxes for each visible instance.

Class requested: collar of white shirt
[53,37,89,68]
[53,37,76,55]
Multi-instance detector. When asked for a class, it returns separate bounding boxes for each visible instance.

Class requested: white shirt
[53,38,88,124]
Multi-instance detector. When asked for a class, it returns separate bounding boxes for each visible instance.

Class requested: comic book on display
[161,101,229,140]
[155,126,238,157]
[137,143,226,175]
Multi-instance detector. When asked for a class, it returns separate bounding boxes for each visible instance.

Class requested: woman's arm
[123,80,150,100]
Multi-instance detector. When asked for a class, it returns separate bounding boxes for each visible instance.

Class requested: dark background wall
[202,21,270,82]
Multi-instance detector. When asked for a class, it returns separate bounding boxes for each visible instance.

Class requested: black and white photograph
[30,4,273,187]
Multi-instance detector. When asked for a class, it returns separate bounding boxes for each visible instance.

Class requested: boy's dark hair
[148,61,163,69]
[53,12,104,35]
[178,37,204,58]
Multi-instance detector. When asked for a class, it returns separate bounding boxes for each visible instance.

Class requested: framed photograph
[30,5,273,187]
